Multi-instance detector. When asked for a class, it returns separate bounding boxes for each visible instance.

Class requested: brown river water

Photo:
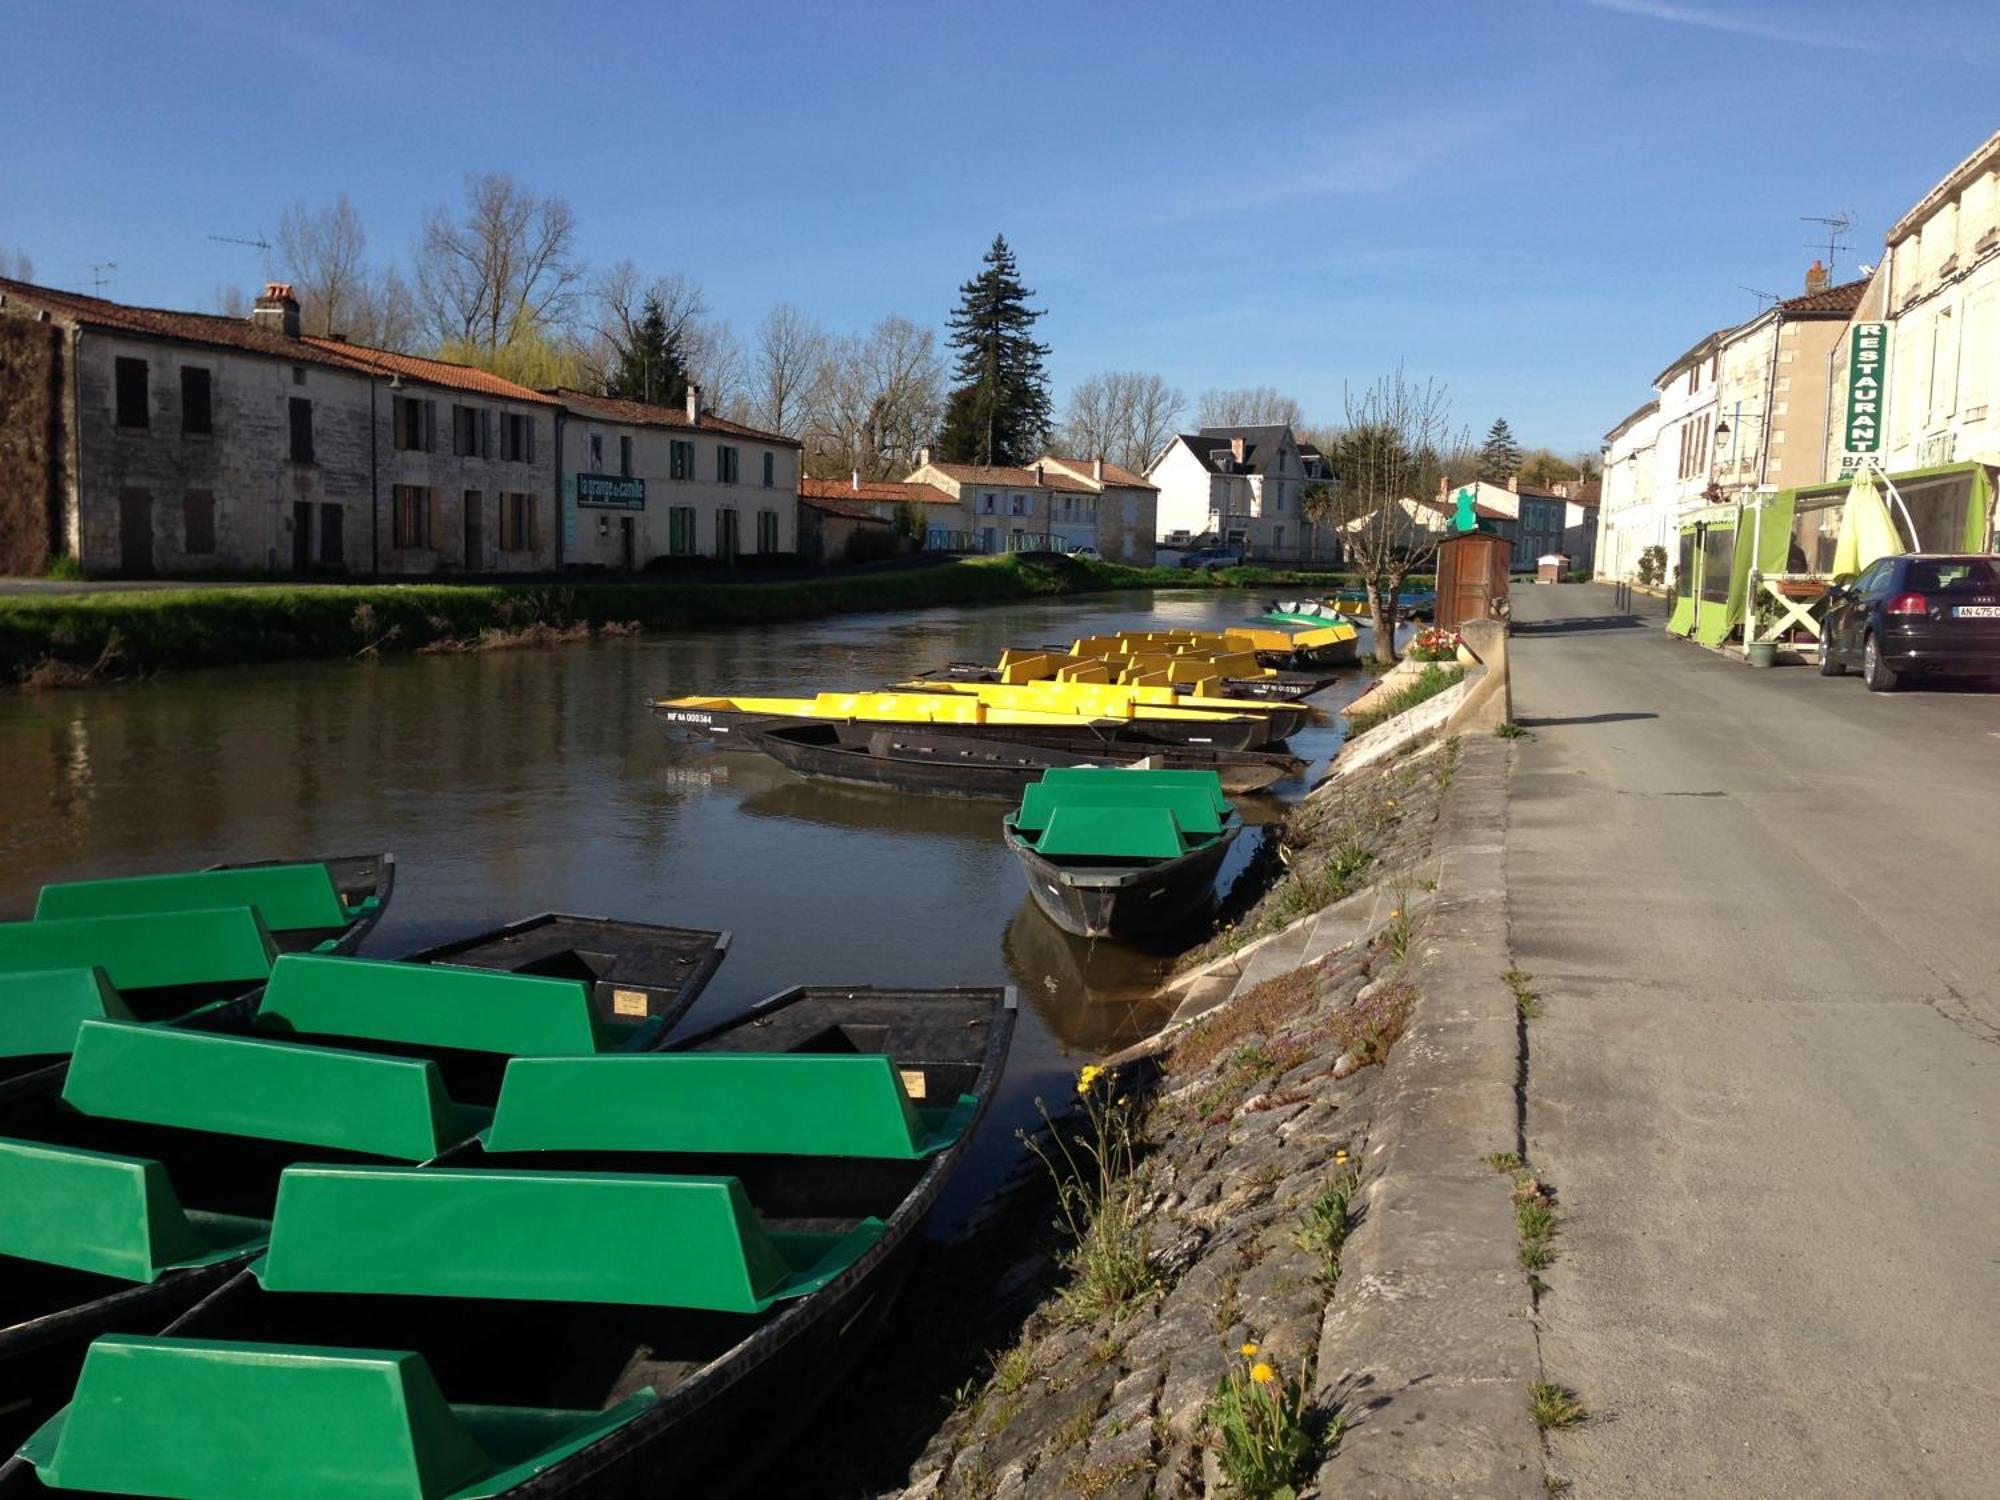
[0,589,1368,1228]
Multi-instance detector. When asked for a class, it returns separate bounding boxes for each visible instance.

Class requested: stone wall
[0,315,63,573]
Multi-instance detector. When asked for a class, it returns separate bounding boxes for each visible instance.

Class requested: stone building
[551,388,800,567]
[0,278,558,576]
[901,454,1158,565]
[797,474,960,552]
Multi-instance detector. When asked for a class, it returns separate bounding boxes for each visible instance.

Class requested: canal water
[0,589,1368,1228]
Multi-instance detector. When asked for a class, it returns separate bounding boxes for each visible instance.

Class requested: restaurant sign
[576,474,645,510]
[1841,322,1887,464]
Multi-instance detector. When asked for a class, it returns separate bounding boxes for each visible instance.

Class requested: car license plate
[1954,605,2000,617]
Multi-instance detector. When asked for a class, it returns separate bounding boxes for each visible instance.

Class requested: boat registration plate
[1954,605,2000,617]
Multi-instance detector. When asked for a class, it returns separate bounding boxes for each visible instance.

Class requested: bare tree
[688,318,747,418]
[1,246,33,281]
[1126,373,1185,471]
[1327,368,1468,665]
[1058,371,1185,471]
[806,315,945,479]
[1197,385,1305,429]
[205,283,251,317]
[1058,374,1122,463]
[276,195,367,337]
[416,172,584,362]
[750,304,828,436]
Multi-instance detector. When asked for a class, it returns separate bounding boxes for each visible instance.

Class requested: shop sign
[1842,322,1887,460]
[577,474,645,510]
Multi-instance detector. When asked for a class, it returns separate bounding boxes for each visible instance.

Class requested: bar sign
[1844,322,1887,457]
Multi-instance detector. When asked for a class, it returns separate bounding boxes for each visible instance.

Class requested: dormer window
[1209,448,1234,472]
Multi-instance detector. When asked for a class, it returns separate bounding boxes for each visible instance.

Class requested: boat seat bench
[0,906,278,993]
[258,1165,885,1314]
[0,966,135,1061]
[483,1053,977,1160]
[1029,805,1193,860]
[1015,777,1227,837]
[16,1334,655,1500]
[35,863,357,935]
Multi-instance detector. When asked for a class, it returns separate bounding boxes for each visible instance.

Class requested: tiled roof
[0,278,551,404]
[922,462,1097,493]
[551,388,799,445]
[1779,277,1869,316]
[1037,456,1160,491]
[799,492,893,522]
[796,478,960,508]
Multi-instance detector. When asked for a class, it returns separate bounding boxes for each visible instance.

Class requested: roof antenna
[86,261,117,294]
[1739,285,1780,311]
[1800,212,1855,276]
[208,233,274,280]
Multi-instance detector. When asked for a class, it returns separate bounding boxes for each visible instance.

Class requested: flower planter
[1745,640,1777,669]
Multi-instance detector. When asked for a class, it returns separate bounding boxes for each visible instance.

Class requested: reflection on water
[0,589,1371,1227]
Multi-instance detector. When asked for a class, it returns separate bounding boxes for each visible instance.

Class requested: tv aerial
[208,233,274,279]
[1801,212,1856,275]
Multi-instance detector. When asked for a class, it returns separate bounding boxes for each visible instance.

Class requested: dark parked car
[1177,546,1246,571]
[1819,553,2000,691]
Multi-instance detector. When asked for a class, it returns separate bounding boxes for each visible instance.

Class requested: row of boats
[0,857,1014,1497]
[655,619,1357,801]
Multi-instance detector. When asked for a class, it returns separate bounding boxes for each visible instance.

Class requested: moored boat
[743,721,1305,798]
[0,923,730,1457]
[653,691,1278,751]
[3,984,1015,1498]
[0,854,396,1091]
[886,678,1312,742]
[1005,769,1242,939]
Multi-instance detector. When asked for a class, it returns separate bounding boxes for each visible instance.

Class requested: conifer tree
[1477,417,1521,482]
[937,235,1051,466]
[608,293,689,406]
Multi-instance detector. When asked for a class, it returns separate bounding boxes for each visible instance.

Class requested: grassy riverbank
[0,555,1355,685]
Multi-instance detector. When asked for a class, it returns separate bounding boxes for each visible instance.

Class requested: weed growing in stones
[1484,1152,1524,1174]
[992,1343,1035,1395]
[1331,980,1415,1066]
[1023,1067,1157,1327]
[1503,968,1541,1019]
[1293,1170,1361,1286]
[1343,663,1464,736]
[1514,1173,1558,1270]
[1493,720,1532,739]
[1206,1345,1319,1498]
[1386,892,1415,963]
[1529,1382,1588,1430]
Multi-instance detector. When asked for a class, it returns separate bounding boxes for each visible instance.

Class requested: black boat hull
[745,723,1303,798]
[1010,824,1242,939]
[656,703,1277,751]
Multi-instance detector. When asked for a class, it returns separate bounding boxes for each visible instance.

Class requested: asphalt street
[1506,583,2000,1498]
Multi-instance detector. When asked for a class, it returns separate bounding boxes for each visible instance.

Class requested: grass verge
[1342,663,1465,736]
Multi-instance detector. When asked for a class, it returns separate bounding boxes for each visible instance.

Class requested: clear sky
[4,0,1999,453]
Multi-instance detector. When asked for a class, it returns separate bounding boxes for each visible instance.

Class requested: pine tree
[608,294,689,406]
[937,235,1051,466]
[1477,417,1521,482]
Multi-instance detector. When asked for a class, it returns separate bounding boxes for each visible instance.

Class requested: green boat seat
[1015,774,1226,838]
[62,1020,482,1163]
[1036,766,1231,815]
[0,906,277,992]
[0,966,135,1061]
[16,1334,655,1500]
[483,1053,977,1159]
[1029,804,1190,860]
[36,863,353,934]
[255,953,612,1057]
[0,1137,268,1282]
[258,1165,885,1314]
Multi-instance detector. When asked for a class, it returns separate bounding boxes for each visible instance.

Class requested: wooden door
[292,501,312,574]
[118,490,154,576]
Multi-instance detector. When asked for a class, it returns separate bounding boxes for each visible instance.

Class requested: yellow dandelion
[1076,1064,1106,1096]
[1250,1363,1276,1385]
[1334,1149,1350,1165]
[1239,1342,1259,1358]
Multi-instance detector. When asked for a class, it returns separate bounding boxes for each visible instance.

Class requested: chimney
[1093,455,1104,482]
[685,383,700,422]
[1507,475,1520,493]
[1032,461,1044,486]
[851,469,860,491]
[1230,437,1246,462]
[1805,259,1830,296]
[251,282,300,339]
[916,445,933,468]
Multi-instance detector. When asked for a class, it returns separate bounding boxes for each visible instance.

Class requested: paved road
[1506,584,2000,1498]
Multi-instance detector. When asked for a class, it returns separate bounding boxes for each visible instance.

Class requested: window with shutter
[762,451,775,487]
[180,368,212,435]
[427,489,442,548]
[182,491,216,553]
[289,398,314,463]
[115,357,149,428]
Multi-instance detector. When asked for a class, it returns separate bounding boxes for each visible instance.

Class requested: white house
[552,387,800,566]
[1595,399,1666,581]
[1146,425,1334,562]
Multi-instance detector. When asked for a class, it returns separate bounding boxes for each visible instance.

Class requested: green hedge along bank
[0,556,1381,686]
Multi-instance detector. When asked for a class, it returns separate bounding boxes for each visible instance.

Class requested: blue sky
[4,0,1999,452]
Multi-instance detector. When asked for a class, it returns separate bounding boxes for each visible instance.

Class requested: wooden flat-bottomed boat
[0,919,730,1454]
[0,854,396,1092]
[743,721,1305,798]
[3,985,1015,1498]
[885,677,1312,742]
[1005,769,1242,939]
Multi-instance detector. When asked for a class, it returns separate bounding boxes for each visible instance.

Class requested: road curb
[1313,736,1545,1497]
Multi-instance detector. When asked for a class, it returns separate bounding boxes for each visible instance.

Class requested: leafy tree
[1516,448,1580,487]
[937,235,1051,466]
[1477,418,1521,483]
[606,293,689,405]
